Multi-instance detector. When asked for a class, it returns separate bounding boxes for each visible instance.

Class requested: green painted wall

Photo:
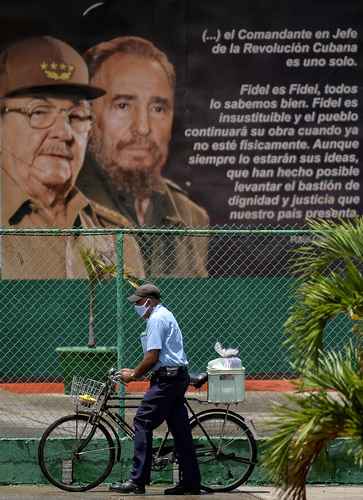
[1,280,117,380]
[1,438,362,486]
[0,278,352,381]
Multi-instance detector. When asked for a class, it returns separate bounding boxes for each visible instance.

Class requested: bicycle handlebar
[105,367,125,387]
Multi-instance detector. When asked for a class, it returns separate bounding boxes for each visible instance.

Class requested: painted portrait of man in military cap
[0,36,144,280]
[77,36,209,277]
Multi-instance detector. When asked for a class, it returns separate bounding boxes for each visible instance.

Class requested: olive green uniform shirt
[1,169,145,280]
[77,159,209,277]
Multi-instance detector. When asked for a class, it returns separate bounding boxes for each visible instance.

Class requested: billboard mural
[0,0,362,278]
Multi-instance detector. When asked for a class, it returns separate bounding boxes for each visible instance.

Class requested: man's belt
[153,366,188,378]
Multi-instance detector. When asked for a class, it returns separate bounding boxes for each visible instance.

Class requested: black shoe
[164,483,201,495]
[109,480,145,494]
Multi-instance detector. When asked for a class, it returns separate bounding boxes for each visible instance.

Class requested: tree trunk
[88,280,96,348]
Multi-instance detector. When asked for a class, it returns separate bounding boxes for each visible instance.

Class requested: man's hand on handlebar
[118,368,136,383]
[117,350,159,383]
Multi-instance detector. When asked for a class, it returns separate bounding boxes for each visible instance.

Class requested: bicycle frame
[39,374,257,493]
[82,391,242,471]
[81,394,141,464]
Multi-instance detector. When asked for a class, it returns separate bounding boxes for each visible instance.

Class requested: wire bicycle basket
[70,376,106,412]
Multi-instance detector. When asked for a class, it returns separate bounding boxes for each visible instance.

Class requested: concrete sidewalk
[1,484,363,499]
[0,485,262,499]
[0,389,285,439]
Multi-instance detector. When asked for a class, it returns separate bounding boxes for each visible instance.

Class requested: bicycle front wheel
[38,414,115,492]
[190,409,257,492]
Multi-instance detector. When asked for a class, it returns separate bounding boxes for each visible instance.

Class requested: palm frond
[285,253,363,367]
[80,246,143,290]
[123,272,142,289]
[79,247,117,281]
[262,345,363,499]
[284,275,349,367]
[267,218,363,498]
[292,218,363,278]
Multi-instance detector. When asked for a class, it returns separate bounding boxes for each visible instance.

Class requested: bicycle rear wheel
[38,413,115,492]
[190,409,257,492]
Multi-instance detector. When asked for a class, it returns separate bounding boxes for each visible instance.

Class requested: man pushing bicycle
[110,283,201,495]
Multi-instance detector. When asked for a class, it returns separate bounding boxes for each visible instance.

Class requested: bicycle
[38,368,257,492]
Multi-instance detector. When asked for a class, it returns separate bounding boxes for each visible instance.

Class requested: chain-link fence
[0,228,352,444]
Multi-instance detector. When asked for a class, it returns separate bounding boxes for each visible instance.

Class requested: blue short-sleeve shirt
[140,304,188,371]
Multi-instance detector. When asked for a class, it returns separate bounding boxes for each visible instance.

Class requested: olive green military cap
[0,36,105,99]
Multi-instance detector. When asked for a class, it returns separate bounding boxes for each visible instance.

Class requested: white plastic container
[207,357,242,370]
[207,367,245,403]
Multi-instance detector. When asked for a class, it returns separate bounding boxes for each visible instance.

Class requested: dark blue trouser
[130,372,201,487]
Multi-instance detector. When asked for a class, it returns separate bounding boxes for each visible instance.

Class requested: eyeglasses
[2,104,93,134]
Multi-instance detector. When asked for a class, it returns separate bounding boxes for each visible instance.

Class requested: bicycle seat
[189,372,208,389]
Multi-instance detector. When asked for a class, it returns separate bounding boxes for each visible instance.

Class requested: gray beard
[97,160,157,199]
[89,130,160,199]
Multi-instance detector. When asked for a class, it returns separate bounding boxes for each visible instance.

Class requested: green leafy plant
[263,344,363,500]
[285,218,363,368]
[80,247,140,348]
[262,218,363,499]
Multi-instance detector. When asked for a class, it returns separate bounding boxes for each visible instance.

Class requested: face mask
[134,299,150,318]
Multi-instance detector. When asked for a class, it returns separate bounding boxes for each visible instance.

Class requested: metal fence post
[116,232,125,400]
